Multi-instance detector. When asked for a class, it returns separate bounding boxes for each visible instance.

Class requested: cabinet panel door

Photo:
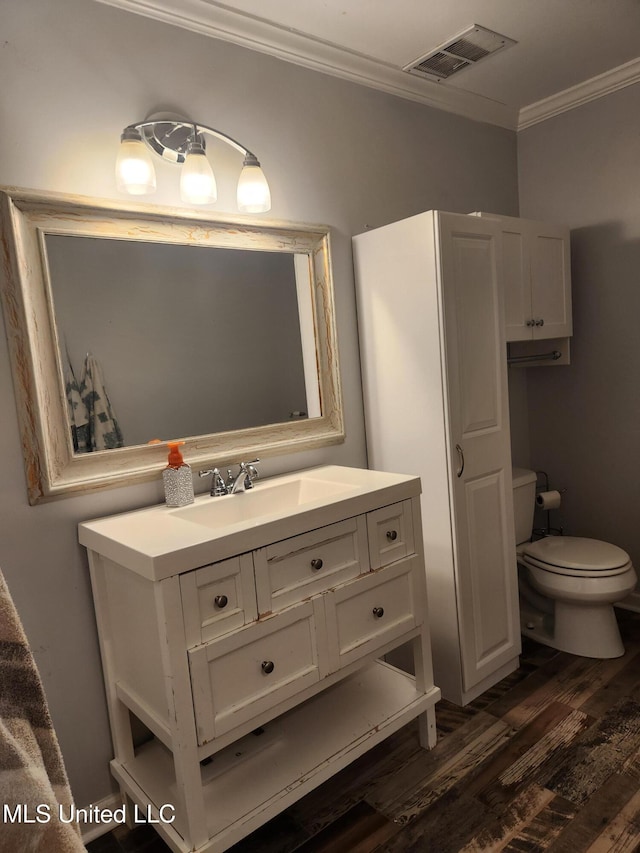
[325,556,423,671]
[460,471,519,674]
[189,600,324,743]
[502,227,532,342]
[529,223,572,339]
[254,517,368,614]
[367,500,414,569]
[180,554,257,647]
[437,213,521,692]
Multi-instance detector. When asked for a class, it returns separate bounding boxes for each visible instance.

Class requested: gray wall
[518,82,640,564]
[0,0,518,808]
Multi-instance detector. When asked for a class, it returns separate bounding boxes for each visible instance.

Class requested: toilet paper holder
[533,470,566,539]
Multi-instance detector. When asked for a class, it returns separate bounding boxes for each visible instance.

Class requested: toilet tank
[512,467,537,544]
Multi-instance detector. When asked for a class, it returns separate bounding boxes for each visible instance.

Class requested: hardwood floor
[87,611,640,853]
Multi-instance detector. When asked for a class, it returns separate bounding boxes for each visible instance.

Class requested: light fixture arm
[125,118,259,164]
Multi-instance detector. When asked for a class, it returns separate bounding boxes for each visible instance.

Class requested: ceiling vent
[404,25,516,82]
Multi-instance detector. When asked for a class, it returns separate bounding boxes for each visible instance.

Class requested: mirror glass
[46,235,319,450]
[0,189,344,503]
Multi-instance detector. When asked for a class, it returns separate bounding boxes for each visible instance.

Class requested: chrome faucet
[228,460,260,493]
[199,459,260,496]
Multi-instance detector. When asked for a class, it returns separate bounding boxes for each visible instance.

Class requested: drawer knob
[310,558,324,571]
[386,530,398,541]
[261,660,275,674]
[372,606,385,618]
[214,595,228,609]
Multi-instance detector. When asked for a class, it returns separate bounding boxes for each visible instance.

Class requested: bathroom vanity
[80,465,439,853]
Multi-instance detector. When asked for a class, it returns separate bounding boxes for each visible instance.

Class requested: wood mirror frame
[0,188,344,504]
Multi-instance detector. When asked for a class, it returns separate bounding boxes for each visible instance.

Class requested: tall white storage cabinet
[353,211,520,706]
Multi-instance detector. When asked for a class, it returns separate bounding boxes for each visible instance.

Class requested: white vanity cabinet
[80,466,439,853]
[473,212,572,342]
[353,211,521,707]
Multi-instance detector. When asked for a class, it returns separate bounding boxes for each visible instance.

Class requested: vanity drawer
[254,516,369,614]
[180,554,257,647]
[188,599,325,743]
[367,500,415,569]
[325,556,424,670]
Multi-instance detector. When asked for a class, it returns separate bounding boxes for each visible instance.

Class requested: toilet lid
[521,536,631,572]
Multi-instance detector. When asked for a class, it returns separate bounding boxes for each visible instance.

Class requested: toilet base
[519,596,625,659]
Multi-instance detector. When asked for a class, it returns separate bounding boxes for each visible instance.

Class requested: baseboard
[79,793,123,844]
[617,593,640,615]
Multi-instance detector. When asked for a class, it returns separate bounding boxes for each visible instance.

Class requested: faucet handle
[239,458,260,489]
[199,468,228,496]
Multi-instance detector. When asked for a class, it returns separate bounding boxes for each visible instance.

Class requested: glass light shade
[180,146,217,205]
[115,136,156,195]
[237,163,271,213]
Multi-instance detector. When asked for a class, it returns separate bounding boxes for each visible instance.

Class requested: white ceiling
[97,0,640,129]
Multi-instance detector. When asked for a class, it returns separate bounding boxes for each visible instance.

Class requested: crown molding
[93,0,518,130]
[94,0,639,133]
[518,56,640,130]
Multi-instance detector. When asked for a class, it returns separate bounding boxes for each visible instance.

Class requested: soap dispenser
[163,441,195,507]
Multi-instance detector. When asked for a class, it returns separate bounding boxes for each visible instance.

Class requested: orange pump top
[166,441,186,469]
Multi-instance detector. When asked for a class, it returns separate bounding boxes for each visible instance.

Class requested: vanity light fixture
[115,115,271,212]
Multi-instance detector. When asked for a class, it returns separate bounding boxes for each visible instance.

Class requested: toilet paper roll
[536,490,562,511]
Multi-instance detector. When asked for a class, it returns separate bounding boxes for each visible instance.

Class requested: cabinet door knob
[214,595,228,609]
[372,606,384,618]
[535,318,545,327]
[386,530,398,542]
[455,444,465,478]
[310,558,324,571]
[261,660,275,674]
[526,318,535,327]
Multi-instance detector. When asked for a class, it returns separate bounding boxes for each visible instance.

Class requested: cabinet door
[180,554,257,647]
[189,600,325,743]
[366,501,414,569]
[324,556,424,671]
[437,213,521,693]
[501,223,533,342]
[528,221,572,339]
[254,516,368,614]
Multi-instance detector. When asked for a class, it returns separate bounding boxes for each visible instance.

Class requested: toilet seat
[521,536,632,578]
[522,555,632,579]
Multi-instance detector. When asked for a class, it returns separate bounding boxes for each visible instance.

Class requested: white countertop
[79,465,421,580]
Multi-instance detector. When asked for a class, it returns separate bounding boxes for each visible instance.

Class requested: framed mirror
[0,188,344,503]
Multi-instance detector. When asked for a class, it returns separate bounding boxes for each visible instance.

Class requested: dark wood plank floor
[88,611,640,853]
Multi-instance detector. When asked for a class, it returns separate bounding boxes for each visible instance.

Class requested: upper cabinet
[473,213,572,342]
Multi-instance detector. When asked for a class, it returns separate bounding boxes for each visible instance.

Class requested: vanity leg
[417,707,437,749]
[122,793,136,829]
[156,578,209,850]
[411,632,438,749]
[88,555,136,759]
[88,555,142,825]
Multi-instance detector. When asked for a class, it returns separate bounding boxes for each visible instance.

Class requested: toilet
[512,468,637,659]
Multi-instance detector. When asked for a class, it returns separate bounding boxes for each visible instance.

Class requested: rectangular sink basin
[79,465,422,581]
[171,476,355,530]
